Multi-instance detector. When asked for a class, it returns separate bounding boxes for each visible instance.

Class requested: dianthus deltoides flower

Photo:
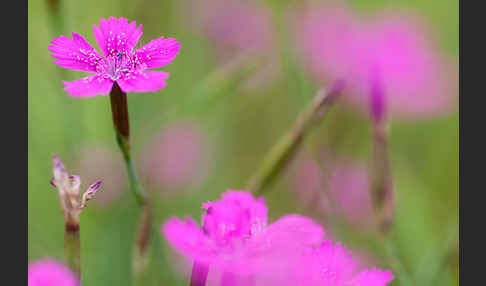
[28,259,79,286]
[49,17,180,97]
[163,190,394,285]
[162,190,325,280]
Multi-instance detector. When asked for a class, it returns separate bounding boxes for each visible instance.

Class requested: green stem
[109,83,151,285]
[64,223,80,279]
[110,83,146,206]
[117,133,145,206]
[247,81,344,194]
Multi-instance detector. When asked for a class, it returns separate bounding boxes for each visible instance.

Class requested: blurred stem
[133,202,153,285]
[247,80,345,194]
[64,222,80,279]
[109,83,152,285]
[189,261,209,286]
[370,122,394,234]
[46,0,64,37]
[370,119,413,285]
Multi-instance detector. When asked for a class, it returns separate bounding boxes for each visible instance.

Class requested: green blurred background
[28,0,458,285]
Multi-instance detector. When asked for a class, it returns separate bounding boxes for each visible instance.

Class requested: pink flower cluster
[295,4,457,121]
[162,190,393,285]
[49,17,180,97]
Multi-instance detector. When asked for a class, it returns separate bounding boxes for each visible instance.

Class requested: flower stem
[247,80,345,194]
[109,82,152,285]
[64,222,80,279]
[109,82,146,205]
[370,122,394,234]
[189,261,209,286]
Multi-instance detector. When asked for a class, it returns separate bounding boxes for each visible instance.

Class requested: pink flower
[49,17,180,97]
[328,161,374,227]
[295,5,457,120]
[139,121,211,191]
[187,0,281,91]
[288,150,330,210]
[295,240,394,286]
[194,0,275,53]
[28,259,79,286]
[162,190,324,277]
[289,151,373,228]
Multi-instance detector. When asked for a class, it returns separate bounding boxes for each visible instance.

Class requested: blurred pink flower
[328,161,374,227]
[76,146,127,207]
[295,5,457,120]
[139,121,211,192]
[294,3,360,85]
[289,151,373,228]
[162,190,324,278]
[187,0,281,91]
[288,151,331,211]
[194,0,274,54]
[28,259,79,286]
[49,17,180,97]
[295,240,394,286]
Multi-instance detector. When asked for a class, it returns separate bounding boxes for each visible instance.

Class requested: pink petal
[262,214,325,248]
[296,240,357,285]
[116,70,169,93]
[92,17,143,56]
[132,37,181,69]
[49,32,102,72]
[350,268,395,286]
[162,217,215,263]
[63,75,114,97]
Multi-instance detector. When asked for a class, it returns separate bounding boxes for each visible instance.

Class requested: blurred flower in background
[75,146,127,207]
[188,0,282,91]
[288,150,331,213]
[139,120,211,193]
[328,160,374,228]
[289,150,374,229]
[294,3,457,120]
[28,259,79,286]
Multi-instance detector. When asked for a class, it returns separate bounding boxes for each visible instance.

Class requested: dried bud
[50,154,102,225]
[80,180,102,209]
[52,154,68,184]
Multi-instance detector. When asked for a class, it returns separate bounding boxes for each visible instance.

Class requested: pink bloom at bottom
[295,241,394,286]
[162,190,324,278]
[49,17,180,97]
[28,259,79,286]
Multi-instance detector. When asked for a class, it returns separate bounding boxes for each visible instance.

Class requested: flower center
[96,51,137,81]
